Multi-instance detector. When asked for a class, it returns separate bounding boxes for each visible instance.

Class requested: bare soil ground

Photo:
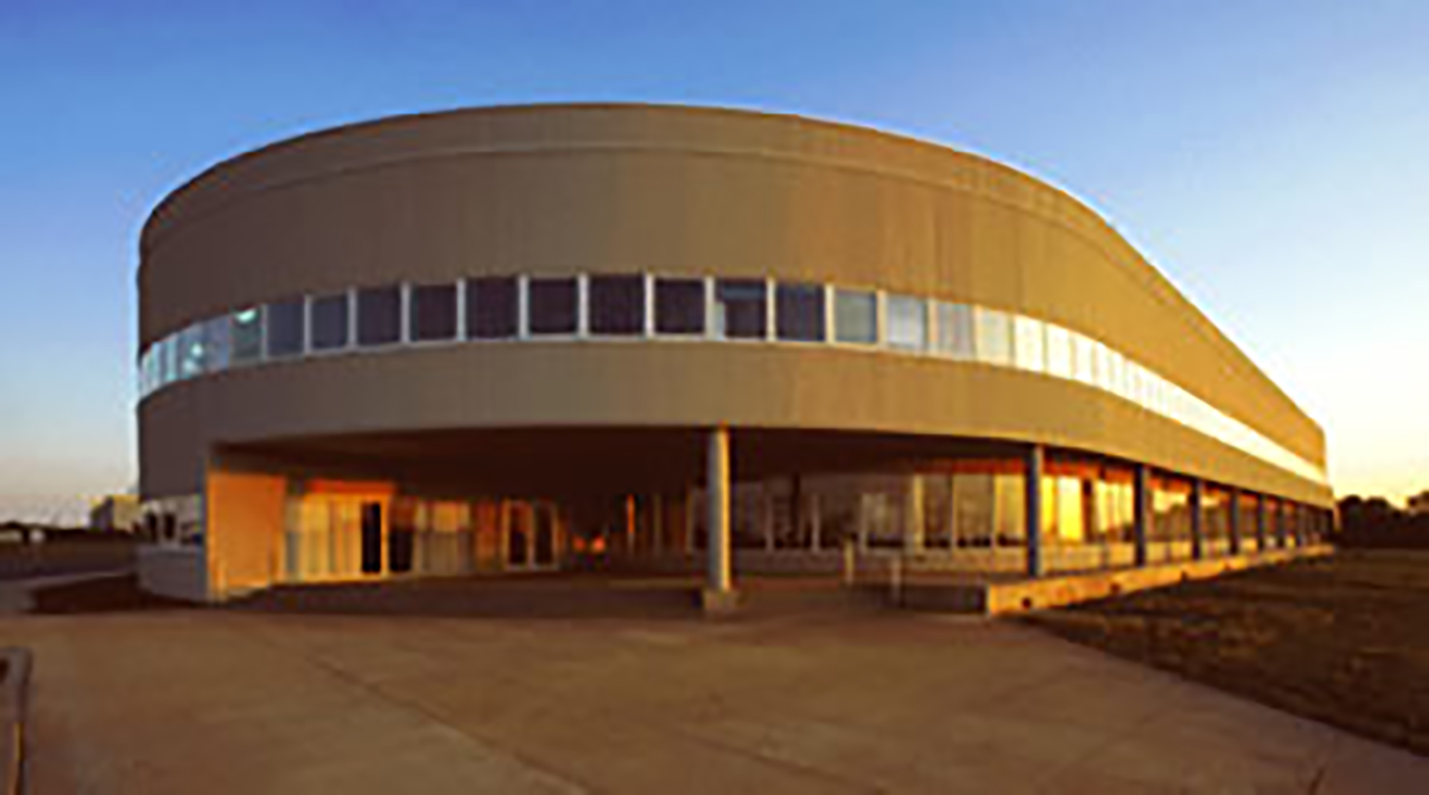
[1024,550,1429,756]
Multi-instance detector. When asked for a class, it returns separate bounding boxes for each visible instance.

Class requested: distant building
[1410,491,1429,516]
[89,494,141,533]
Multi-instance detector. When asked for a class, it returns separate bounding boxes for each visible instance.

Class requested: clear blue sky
[1,0,1426,522]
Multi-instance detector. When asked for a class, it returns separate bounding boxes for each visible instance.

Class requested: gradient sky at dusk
[1,0,1426,522]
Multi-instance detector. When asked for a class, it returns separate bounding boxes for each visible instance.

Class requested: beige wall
[137,104,1330,506]
[206,470,286,595]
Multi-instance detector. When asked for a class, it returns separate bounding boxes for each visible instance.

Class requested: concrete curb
[0,647,31,795]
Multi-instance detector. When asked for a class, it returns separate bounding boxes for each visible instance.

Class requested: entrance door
[360,502,383,574]
[502,501,562,571]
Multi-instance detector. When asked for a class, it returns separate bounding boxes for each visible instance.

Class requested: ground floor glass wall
[254,449,1334,587]
[282,489,564,585]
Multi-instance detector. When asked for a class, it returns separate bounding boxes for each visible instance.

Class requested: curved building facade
[135,104,1333,602]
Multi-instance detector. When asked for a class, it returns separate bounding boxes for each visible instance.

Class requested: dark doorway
[534,506,556,566]
[360,502,383,574]
[508,505,530,567]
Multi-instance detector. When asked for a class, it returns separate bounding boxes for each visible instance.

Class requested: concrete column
[1228,487,1242,555]
[705,427,734,605]
[1256,493,1268,551]
[1025,445,1043,578]
[1133,464,1150,567]
[904,474,925,555]
[1189,479,1204,560]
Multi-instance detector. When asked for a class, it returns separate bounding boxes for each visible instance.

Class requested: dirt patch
[30,574,192,614]
[1023,550,1429,756]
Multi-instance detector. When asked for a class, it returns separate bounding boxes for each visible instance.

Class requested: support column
[1228,487,1242,555]
[1025,445,1043,578]
[904,474,925,555]
[1133,464,1150,567]
[1256,494,1268,551]
[1189,478,1205,560]
[1275,500,1287,549]
[703,426,737,614]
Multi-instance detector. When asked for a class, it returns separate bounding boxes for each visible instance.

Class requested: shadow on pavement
[29,574,195,615]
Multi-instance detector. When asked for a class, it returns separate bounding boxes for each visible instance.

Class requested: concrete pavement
[1,609,1425,793]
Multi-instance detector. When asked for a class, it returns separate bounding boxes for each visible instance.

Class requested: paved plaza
[2,604,1426,793]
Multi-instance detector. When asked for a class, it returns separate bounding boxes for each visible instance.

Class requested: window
[952,472,994,547]
[1073,333,1097,385]
[137,349,152,396]
[974,307,1013,366]
[357,286,402,347]
[266,299,305,358]
[231,307,263,364]
[466,277,518,339]
[588,275,645,336]
[528,277,578,335]
[310,293,350,351]
[202,316,231,373]
[934,302,974,359]
[886,294,927,351]
[834,289,877,345]
[410,283,458,342]
[923,475,953,549]
[1044,323,1072,378]
[715,278,767,339]
[159,336,177,385]
[775,282,825,342]
[1013,315,1045,372]
[654,277,705,335]
[994,473,1026,546]
[177,324,206,379]
[1095,342,1116,393]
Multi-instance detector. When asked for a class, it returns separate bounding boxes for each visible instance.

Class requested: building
[135,104,1334,605]
[1409,491,1429,516]
[89,494,141,533]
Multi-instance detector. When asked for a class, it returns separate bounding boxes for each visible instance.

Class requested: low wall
[137,545,209,602]
[901,545,1334,615]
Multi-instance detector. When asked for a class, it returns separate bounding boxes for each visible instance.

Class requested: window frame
[465,276,520,341]
[713,277,769,341]
[833,287,879,346]
[653,276,708,337]
[526,276,580,337]
[309,291,353,354]
[774,281,827,343]
[355,284,404,348]
[587,273,648,338]
[408,282,460,344]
